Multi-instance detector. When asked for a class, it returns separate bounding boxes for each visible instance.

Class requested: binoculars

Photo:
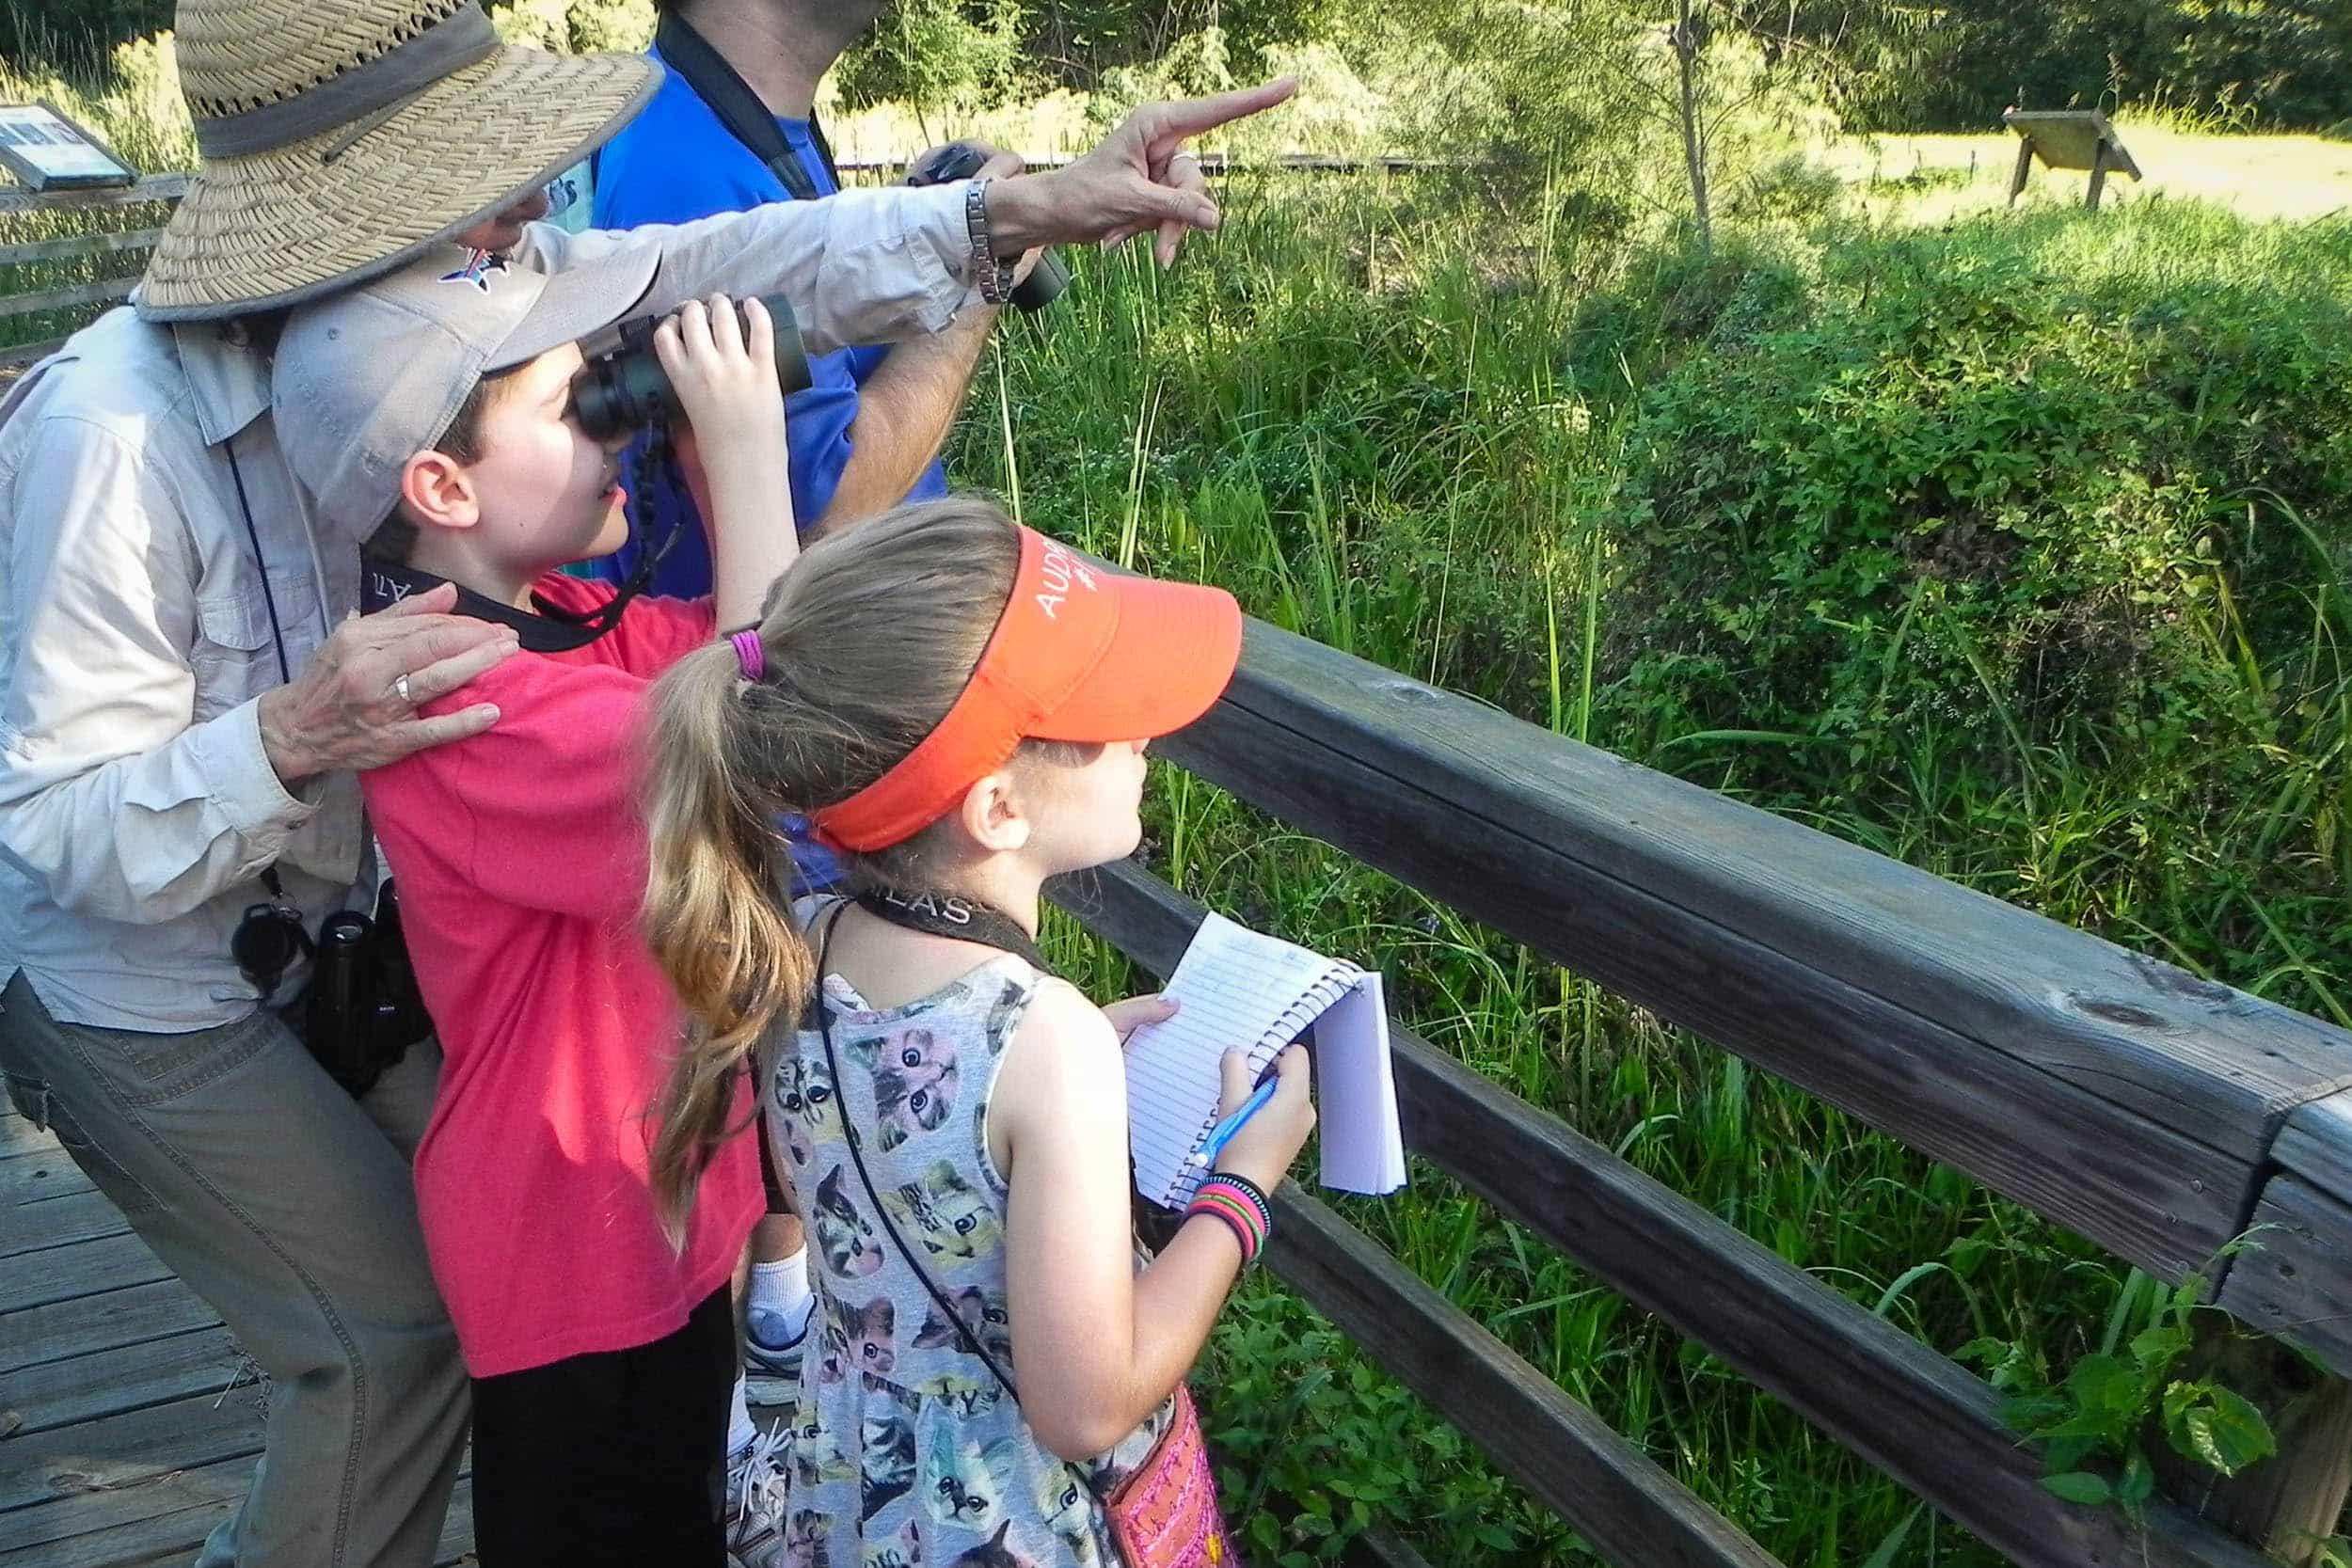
[571,293,815,441]
[908,143,1071,314]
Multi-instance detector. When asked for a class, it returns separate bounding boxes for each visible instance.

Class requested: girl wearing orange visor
[643,498,1316,1568]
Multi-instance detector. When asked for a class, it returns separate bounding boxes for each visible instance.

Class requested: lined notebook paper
[1123,911,1407,1208]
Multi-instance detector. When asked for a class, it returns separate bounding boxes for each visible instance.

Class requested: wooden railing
[0,175,184,372]
[1044,613,2352,1568]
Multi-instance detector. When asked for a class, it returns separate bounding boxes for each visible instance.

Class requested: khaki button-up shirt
[0,183,985,1030]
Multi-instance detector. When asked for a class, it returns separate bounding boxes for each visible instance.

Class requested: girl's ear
[399,450,482,532]
[957,767,1033,854]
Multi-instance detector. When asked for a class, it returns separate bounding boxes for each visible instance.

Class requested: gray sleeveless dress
[763,932,1174,1568]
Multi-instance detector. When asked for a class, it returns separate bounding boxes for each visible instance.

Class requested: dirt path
[1825,122,2352,224]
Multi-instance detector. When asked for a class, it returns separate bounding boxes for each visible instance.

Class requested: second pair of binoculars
[908,142,1072,315]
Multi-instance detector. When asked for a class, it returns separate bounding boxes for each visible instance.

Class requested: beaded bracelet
[1188,1173,1273,1268]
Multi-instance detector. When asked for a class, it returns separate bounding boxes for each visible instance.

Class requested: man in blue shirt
[592,0,1014,593]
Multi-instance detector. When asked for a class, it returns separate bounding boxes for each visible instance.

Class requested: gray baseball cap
[274,240,659,534]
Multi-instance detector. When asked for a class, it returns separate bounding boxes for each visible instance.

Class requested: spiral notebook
[1123,911,1407,1208]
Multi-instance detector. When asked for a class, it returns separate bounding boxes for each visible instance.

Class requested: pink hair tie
[730,627,766,682]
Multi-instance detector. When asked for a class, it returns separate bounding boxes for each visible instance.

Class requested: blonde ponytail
[641,497,1024,1240]
[642,639,811,1245]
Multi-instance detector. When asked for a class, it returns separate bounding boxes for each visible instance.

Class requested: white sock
[746,1248,813,1342]
[727,1374,756,1459]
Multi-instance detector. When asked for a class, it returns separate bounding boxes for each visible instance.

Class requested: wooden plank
[0,1187,132,1258]
[0,275,136,321]
[0,335,67,376]
[0,228,161,269]
[1346,1523,1440,1568]
[1,1442,472,1568]
[0,1230,169,1314]
[0,1114,56,1159]
[1150,619,2349,1279]
[1,1278,218,1375]
[1057,860,2276,1568]
[0,1324,248,1438]
[435,1477,477,1568]
[0,1498,230,1568]
[0,176,186,216]
[0,1148,95,1208]
[2221,1177,2352,1378]
[0,1453,254,1557]
[1267,1184,1785,1568]
[0,1385,260,1515]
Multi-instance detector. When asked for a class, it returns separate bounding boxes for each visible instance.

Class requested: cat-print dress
[763,943,1174,1568]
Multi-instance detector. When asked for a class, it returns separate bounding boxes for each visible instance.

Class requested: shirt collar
[170,322,273,447]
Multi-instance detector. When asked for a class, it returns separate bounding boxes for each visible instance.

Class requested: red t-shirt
[363,575,763,1378]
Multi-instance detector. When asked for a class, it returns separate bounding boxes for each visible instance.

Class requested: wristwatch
[964,177,1017,306]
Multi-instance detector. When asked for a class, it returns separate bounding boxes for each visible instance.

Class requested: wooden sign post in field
[2005,108,2144,210]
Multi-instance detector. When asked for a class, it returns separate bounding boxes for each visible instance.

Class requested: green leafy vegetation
[1968,1259,2281,1525]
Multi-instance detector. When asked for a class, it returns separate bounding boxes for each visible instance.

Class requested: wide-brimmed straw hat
[138,0,659,321]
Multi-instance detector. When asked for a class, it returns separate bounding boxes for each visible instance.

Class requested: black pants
[470,1285,737,1566]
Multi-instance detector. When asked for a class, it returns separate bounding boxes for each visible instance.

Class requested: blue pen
[1190,1079,1279,1169]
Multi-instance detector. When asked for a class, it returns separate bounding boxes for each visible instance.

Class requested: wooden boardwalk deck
[0,1102,480,1566]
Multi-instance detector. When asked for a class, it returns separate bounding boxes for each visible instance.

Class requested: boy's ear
[957,768,1032,855]
[398,450,481,532]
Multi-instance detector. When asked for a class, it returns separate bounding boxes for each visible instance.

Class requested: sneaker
[742,1299,813,1378]
[725,1421,792,1568]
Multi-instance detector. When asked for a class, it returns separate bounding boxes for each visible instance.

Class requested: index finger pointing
[1147,77,1295,144]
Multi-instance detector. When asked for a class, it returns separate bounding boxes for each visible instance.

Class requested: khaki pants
[0,974,469,1568]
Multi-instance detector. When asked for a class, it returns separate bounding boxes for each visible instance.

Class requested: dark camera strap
[361,556,612,651]
[655,11,841,203]
[850,885,1053,974]
[360,433,689,649]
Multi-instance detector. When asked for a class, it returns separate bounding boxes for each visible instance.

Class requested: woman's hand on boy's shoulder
[258,583,517,787]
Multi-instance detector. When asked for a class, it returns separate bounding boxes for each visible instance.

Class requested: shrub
[1606,202,2352,1003]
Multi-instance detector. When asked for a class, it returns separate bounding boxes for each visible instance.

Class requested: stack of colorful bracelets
[1185,1172,1273,1267]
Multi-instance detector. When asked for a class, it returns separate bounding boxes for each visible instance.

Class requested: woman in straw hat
[0,3,1290,1563]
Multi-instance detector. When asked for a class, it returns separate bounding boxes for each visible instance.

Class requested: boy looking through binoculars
[271,256,802,1559]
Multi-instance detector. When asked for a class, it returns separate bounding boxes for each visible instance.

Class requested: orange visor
[810,525,1243,853]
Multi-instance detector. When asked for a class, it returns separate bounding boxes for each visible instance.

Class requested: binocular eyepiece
[908,143,1071,314]
[570,293,814,442]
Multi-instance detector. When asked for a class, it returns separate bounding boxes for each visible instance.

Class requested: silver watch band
[964,177,1016,306]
